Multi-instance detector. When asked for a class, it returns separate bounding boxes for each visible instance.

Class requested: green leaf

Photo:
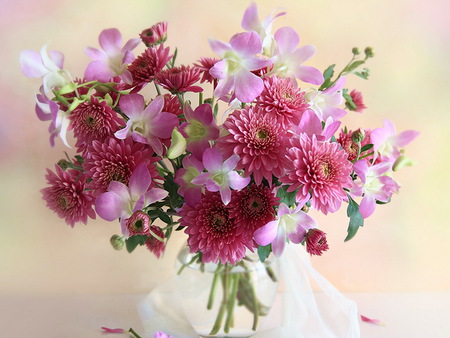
[125,235,148,253]
[58,83,77,95]
[156,209,172,224]
[345,196,364,242]
[276,185,297,207]
[343,89,357,109]
[323,64,335,81]
[353,71,369,80]
[344,60,365,73]
[257,245,271,263]
[360,144,374,152]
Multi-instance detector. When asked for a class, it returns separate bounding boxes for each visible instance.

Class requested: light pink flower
[174,155,204,207]
[291,109,341,142]
[305,76,347,122]
[270,27,324,85]
[253,203,317,257]
[241,2,286,54]
[154,332,173,338]
[217,106,291,185]
[114,94,179,155]
[180,103,220,161]
[84,28,140,84]
[179,191,253,265]
[370,119,419,163]
[41,166,96,227]
[95,163,168,235]
[191,148,250,205]
[209,31,273,103]
[35,87,71,147]
[351,160,399,218]
[20,44,67,94]
[280,134,353,214]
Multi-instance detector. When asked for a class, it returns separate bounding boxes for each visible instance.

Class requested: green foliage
[163,172,183,209]
[360,144,374,152]
[345,196,364,242]
[257,245,271,263]
[125,235,148,253]
[276,185,297,207]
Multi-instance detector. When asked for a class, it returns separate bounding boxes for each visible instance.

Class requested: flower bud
[364,47,375,58]
[352,47,360,55]
[140,22,168,47]
[126,211,151,235]
[305,229,329,256]
[57,159,71,170]
[110,234,124,250]
[351,129,366,144]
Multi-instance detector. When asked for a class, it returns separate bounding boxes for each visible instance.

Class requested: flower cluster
[22,3,418,265]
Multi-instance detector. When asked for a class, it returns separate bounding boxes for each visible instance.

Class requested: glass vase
[175,247,279,338]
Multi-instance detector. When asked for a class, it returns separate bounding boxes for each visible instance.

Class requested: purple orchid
[253,203,318,257]
[292,109,341,142]
[305,76,347,122]
[95,163,168,235]
[209,31,273,103]
[114,94,179,155]
[269,27,324,85]
[20,44,67,94]
[84,28,140,84]
[35,87,71,147]
[241,2,286,55]
[174,155,204,207]
[351,160,400,218]
[154,332,173,338]
[191,148,250,205]
[180,103,220,161]
[370,119,419,163]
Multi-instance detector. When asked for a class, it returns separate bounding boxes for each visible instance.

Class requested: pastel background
[1,0,449,302]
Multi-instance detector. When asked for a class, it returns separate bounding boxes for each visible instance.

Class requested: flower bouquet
[21,2,418,337]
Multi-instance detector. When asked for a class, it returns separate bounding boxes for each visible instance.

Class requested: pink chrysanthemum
[41,166,96,227]
[179,191,253,265]
[140,22,168,47]
[305,229,329,256]
[337,128,372,162]
[194,57,220,84]
[163,94,183,118]
[347,89,367,113]
[145,225,166,258]
[229,184,279,240]
[126,210,151,235]
[255,76,309,127]
[83,137,160,196]
[280,135,353,214]
[128,45,172,86]
[69,97,123,152]
[217,106,291,185]
[155,65,203,94]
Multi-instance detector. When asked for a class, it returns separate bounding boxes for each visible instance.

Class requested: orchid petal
[234,70,264,103]
[227,171,250,190]
[253,220,279,246]
[208,38,230,57]
[20,50,48,78]
[120,94,145,116]
[230,31,262,57]
[202,148,223,172]
[99,28,122,55]
[393,130,420,148]
[95,191,127,221]
[84,47,105,60]
[359,194,376,219]
[241,2,259,31]
[274,27,299,55]
[219,186,232,205]
[272,226,286,257]
[296,65,324,85]
[129,163,151,199]
[143,187,169,205]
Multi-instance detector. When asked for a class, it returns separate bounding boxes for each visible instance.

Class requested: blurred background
[0,0,449,299]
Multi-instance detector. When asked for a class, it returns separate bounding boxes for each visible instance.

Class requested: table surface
[1,292,449,338]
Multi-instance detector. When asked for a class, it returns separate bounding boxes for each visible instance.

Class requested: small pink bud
[305,229,329,256]
[126,211,151,235]
[140,22,168,47]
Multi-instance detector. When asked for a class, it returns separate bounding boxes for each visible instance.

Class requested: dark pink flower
[128,45,172,86]
[217,106,291,185]
[179,191,253,265]
[69,97,123,152]
[83,137,160,196]
[41,166,96,227]
[145,226,166,258]
[194,57,220,84]
[305,228,329,256]
[229,184,279,240]
[347,89,367,113]
[255,76,308,127]
[126,211,151,235]
[280,135,353,214]
[337,128,372,162]
[140,22,168,47]
[163,94,183,118]
[155,65,203,94]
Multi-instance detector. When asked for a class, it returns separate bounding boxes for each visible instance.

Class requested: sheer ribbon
[138,243,360,337]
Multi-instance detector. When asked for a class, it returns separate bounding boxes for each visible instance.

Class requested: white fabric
[138,243,360,338]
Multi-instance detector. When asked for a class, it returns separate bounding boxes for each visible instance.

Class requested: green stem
[209,265,230,335]
[224,274,240,333]
[207,264,222,310]
[154,82,162,96]
[128,328,142,338]
[177,253,200,275]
